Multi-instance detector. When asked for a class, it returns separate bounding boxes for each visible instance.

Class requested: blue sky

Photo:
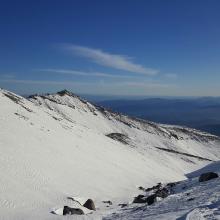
[0,0,220,96]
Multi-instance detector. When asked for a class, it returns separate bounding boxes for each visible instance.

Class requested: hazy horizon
[3,87,219,102]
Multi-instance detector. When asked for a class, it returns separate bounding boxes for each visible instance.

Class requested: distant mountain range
[97,97,220,136]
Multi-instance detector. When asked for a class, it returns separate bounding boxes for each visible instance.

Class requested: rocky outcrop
[199,172,218,182]
[134,182,177,206]
[155,188,169,198]
[106,133,130,145]
[133,195,147,204]
[156,147,213,162]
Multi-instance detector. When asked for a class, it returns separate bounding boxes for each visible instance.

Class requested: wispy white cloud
[0,78,175,88]
[61,44,159,75]
[36,68,137,79]
[0,79,89,86]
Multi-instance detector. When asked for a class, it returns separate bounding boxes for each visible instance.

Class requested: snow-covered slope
[0,88,220,219]
[104,162,220,220]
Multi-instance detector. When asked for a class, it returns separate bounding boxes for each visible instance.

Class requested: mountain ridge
[97,97,220,136]
[0,88,220,219]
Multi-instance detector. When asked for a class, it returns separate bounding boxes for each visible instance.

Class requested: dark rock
[166,182,178,193]
[118,203,128,208]
[156,183,162,188]
[4,92,33,112]
[170,133,179,140]
[145,187,152,192]
[187,198,195,201]
[145,182,162,192]
[106,133,129,145]
[133,194,156,205]
[63,206,84,215]
[57,90,73,96]
[4,92,22,104]
[103,200,112,205]
[166,182,177,188]
[138,186,145,191]
[155,187,169,198]
[134,184,170,206]
[199,172,218,182]
[146,194,156,205]
[83,199,96,211]
[133,195,147,204]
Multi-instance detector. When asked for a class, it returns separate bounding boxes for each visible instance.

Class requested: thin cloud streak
[0,78,175,88]
[0,79,88,86]
[61,44,159,75]
[36,68,137,79]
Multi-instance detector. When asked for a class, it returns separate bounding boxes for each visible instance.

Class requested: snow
[105,162,220,220]
[0,88,220,219]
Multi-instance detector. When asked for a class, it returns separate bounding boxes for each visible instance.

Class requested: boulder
[199,172,218,182]
[63,206,84,215]
[83,199,96,211]
[133,195,147,204]
[146,194,156,205]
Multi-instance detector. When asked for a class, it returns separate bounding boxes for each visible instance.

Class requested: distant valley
[97,97,220,136]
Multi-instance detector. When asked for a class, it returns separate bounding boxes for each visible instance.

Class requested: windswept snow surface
[104,162,220,220]
[0,88,220,219]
